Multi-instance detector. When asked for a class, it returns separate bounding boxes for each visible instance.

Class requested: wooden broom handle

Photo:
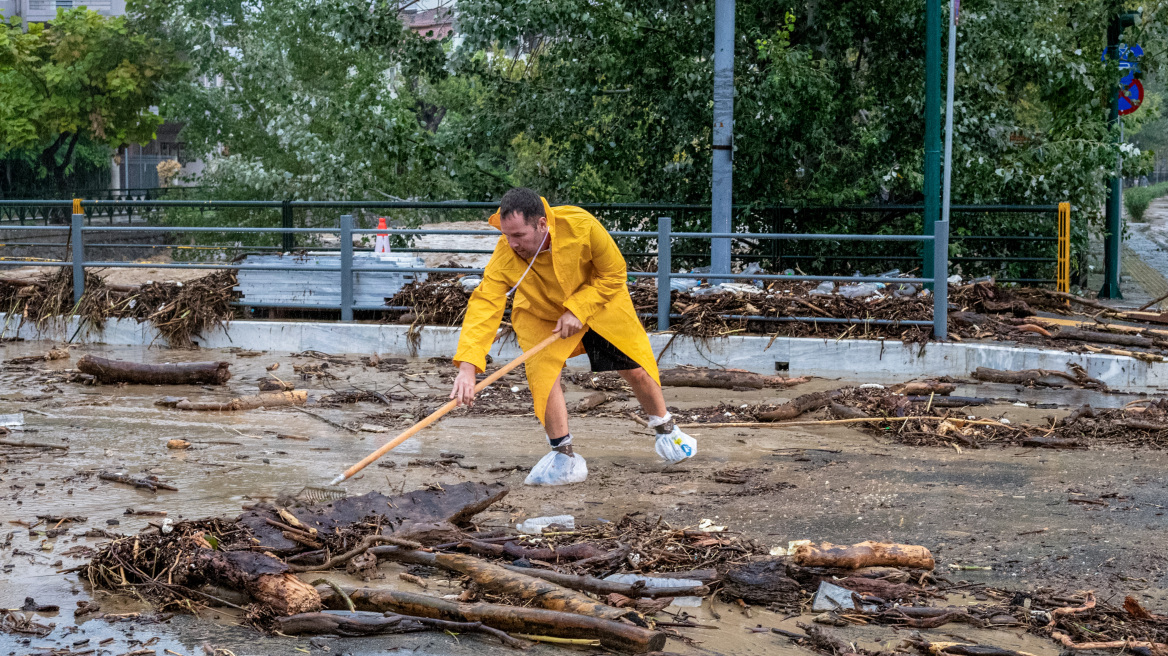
[329,333,561,484]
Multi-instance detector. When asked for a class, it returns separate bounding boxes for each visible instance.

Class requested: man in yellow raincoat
[450,187,696,486]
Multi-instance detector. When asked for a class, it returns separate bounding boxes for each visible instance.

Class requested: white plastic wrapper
[523,451,588,486]
[655,427,696,464]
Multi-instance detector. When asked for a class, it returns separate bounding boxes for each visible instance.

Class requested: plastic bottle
[515,515,575,534]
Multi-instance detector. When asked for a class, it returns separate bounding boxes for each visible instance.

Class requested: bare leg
[619,367,668,418]
[543,374,570,441]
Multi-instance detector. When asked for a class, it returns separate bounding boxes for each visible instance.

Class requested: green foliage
[1125,181,1168,221]
[0,8,177,192]
[130,0,455,203]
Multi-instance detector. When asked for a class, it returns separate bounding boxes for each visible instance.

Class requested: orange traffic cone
[374,217,391,254]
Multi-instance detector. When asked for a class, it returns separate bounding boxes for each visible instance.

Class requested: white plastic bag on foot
[523,450,588,486]
[655,427,696,464]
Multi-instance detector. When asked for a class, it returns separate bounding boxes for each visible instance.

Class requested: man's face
[500,212,548,260]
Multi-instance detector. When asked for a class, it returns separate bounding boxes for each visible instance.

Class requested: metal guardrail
[0,196,1060,283]
[0,213,952,340]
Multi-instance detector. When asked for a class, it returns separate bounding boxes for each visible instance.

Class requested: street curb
[7,317,1166,392]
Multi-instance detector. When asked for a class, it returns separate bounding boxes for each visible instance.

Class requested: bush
[1125,182,1168,222]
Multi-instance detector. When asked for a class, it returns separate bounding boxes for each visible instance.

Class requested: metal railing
[0,198,1059,284]
[3,211,952,340]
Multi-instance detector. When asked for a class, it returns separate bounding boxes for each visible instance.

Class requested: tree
[0,8,178,195]
[130,0,454,202]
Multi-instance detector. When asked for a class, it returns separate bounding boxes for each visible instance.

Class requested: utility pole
[923,0,941,286]
[711,0,734,280]
[1099,10,1138,299]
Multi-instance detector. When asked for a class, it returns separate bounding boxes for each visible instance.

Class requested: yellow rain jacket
[453,197,659,424]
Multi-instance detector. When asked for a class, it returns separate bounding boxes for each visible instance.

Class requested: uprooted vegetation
[66,481,1168,654]
[0,269,239,347]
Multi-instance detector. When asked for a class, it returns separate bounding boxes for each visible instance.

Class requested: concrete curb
[7,316,1167,392]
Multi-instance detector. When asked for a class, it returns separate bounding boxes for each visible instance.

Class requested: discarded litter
[809,281,835,296]
[838,283,881,299]
[811,580,879,612]
[516,515,576,534]
[0,413,25,430]
[459,277,482,293]
[604,573,704,607]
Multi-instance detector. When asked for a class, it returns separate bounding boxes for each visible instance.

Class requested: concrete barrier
[6,315,1166,392]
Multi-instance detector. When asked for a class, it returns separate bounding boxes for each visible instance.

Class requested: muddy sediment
[1,341,1167,655]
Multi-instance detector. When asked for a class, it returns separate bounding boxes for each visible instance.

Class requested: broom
[326,332,560,486]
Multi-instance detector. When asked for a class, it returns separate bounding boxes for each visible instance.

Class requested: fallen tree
[77,354,231,385]
[317,586,668,653]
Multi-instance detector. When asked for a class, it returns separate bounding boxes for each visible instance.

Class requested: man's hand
[554,310,583,338]
[450,361,478,406]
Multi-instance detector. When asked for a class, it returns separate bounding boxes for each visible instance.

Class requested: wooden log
[659,368,804,390]
[721,559,803,604]
[758,389,843,421]
[1055,328,1155,348]
[174,390,307,411]
[370,548,643,625]
[237,482,509,554]
[275,610,529,647]
[78,355,231,385]
[575,391,613,413]
[889,382,957,396]
[793,541,935,570]
[190,549,320,616]
[318,586,668,653]
[971,366,1105,388]
[833,577,929,601]
[99,472,178,492]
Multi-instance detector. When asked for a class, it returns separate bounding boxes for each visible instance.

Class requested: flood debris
[78,354,232,385]
[161,390,307,411]
[98,472,179,492]
[658,367,807,389]
[793,541,936,569]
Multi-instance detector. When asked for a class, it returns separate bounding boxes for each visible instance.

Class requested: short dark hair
[498,187,544,226]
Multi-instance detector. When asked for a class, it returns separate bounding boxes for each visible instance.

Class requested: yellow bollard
[1057,202,1071,295]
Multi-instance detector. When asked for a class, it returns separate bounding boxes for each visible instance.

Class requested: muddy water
[2,341,1166,654]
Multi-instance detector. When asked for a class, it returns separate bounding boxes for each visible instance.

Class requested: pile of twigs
[82,517,246,611]
[125,271,239,347]
[0,269,239,346]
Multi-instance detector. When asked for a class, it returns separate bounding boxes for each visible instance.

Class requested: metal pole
[657,216,672,331]
[933,219,949,339]
[710,0,734,281]
[1100,11,1137,299]
[71,213,84,305]
[281,200,294,252]
[923,0,942,286]
[340,214,354,321]
[940,0,958,228]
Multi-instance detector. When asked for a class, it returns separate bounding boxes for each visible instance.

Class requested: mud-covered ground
[1,340,1167,655]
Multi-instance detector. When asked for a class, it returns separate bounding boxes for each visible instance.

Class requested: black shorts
[581,330,639,372]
